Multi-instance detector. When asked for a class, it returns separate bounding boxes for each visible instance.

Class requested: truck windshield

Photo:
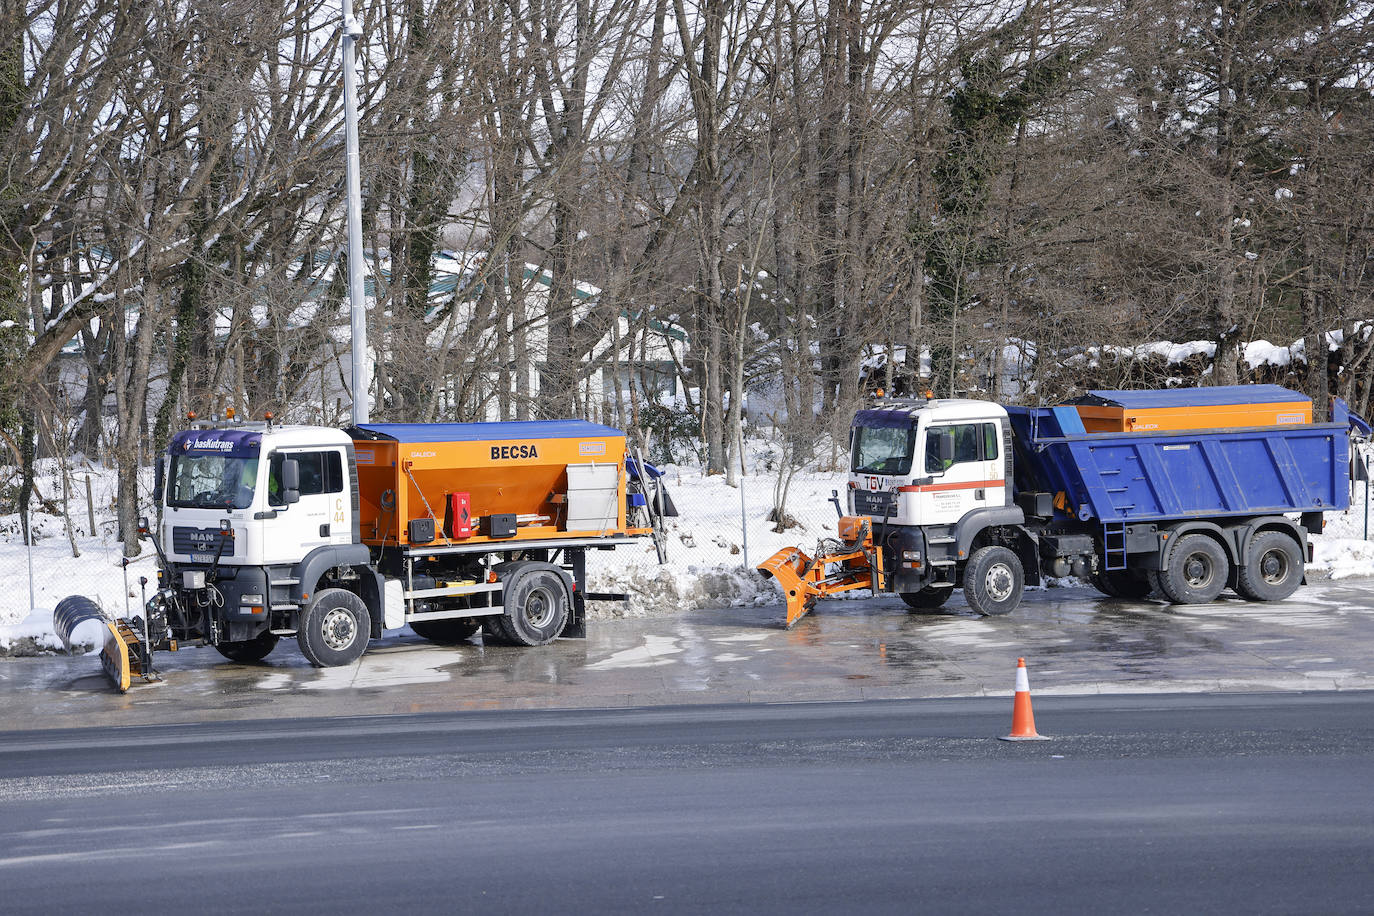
[168,455,259,509]
[851,425,916,475]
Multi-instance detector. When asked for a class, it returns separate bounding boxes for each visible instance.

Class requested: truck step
[927,536,956,545]
[271,578,300,587]
[927,559,956,567]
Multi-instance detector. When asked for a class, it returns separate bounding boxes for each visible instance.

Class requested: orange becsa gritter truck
[54,418,672,691]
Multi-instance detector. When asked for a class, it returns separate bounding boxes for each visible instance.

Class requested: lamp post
[342,0,368,425]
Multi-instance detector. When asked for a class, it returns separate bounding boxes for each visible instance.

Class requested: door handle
[974,489,985,500]
[319,523,331,537]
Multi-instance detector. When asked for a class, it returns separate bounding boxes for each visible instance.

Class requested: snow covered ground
[3,453,1373,653]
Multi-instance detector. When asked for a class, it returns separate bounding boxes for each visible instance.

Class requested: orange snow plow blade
[757,547,821,627]
[756,517,885,628]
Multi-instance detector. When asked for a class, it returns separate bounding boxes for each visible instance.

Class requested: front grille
[852,490,897,517]
[172,527,236,557]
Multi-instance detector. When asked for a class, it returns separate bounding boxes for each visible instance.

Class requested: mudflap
[757,547,820,628]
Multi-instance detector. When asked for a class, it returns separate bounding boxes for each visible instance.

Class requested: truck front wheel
[298,588,370,667]
[1158,534,1229,604]
[963,546,1024,616]
[1234,531,1303,602]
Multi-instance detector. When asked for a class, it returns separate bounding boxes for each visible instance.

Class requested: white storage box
[565,463,619,530]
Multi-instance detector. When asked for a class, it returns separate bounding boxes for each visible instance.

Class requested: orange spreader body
[1070,385,1314,433]
[352,422,633,548]
[1076,401,1312,433]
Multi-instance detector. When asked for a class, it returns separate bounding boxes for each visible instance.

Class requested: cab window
[925,422,999,473]
[268,450,344,505]
[983,423,999,461]
[851,425,917,476]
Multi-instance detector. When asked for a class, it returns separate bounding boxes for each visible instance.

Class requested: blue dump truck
[759,385,1370,625]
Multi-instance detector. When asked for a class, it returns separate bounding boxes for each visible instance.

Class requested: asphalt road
[3,693,1373,914]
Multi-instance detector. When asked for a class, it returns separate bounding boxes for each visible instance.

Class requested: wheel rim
[321,606,358,651]
[1182,551,1215,589]
[1259,547,1290,585]
[523,585,556,628]
[984,563,1015,602]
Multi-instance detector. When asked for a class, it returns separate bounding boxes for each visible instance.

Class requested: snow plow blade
[756,517,885,628]
[100,619,148,693]
[53,595,108,654]
[756,547,821,627]
[53,594,153,693]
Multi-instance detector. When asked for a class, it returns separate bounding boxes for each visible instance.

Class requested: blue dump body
[1005,405,1351,524]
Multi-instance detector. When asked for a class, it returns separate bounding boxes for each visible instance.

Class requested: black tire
[297,588,370,667]
[1235,531,1304,602]
[214,630,279,663]
[962,546,1024,616]
[497,569,570,646]
[482,614,515,645]
[1145,568,1166,597]
[410,617,483,644]
[1091,568,1154,600]
[1158,533,1229,604]
[899,587,952,612]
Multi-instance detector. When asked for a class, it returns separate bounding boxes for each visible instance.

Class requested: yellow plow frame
[756,516,886,627]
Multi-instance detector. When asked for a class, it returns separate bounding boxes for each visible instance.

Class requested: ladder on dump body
[1101,522,1128,571]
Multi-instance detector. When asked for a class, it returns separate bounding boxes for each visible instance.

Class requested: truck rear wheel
[297,588,370,667]
[963,546,1024,616]
[1091,569,1154,600]
[492,569,569,647]
[410,618,482,644]
[215,630,279,663]
[1158,534,1229,604]
[1235,531,1303,602]
[899,587,952,612]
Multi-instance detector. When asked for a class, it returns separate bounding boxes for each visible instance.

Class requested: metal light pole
[342,0,368,425]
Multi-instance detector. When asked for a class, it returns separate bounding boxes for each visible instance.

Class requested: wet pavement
[3,578,1373,731]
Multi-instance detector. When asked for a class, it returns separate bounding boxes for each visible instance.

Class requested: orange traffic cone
[999,657,1050,741]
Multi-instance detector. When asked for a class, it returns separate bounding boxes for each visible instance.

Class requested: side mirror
[937,430,955,463]
[281,458,301,505]
[153,456,165,504]
[928,428,955,474]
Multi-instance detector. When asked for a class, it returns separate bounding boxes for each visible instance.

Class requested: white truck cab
[160,424,357,568]
[151,423,378,662]
[849,398,1012,528]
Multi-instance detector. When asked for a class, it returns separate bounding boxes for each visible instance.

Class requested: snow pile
[1311,483,1374,580]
